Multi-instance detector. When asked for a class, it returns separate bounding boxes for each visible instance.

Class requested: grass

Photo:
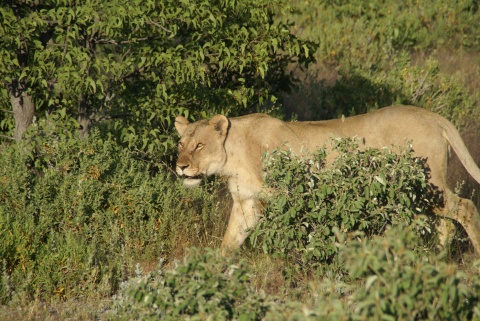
[0,299,112,321]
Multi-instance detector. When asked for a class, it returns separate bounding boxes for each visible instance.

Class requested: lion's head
[174,115,229,187]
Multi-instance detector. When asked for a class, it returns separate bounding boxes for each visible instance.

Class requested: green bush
[250,138,436,264]
[0,126,224,303]
[112,248,271,321]
[111,247,351,321]
[273,223,480,320]
[340,224,480,320]
[110,226,480,321]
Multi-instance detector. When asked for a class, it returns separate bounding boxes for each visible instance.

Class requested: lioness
[175,105,480,255]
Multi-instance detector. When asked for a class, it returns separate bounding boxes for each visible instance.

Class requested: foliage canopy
[0,0,314,148]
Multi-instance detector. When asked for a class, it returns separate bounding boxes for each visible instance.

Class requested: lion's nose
[177,165,188,174]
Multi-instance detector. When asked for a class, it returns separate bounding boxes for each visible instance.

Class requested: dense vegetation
[110,226,480,320]
[282,0,480,127]
[1,0,480,319]
[251,138,438,265]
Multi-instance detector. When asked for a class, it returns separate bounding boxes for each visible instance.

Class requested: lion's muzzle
[176,164,203,188]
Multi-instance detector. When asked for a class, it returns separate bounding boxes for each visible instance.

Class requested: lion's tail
[438,115,480,185]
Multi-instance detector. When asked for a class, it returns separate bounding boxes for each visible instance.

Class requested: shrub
[112,248,271,321]
[111,247,352,321]
[341,224,480,320]
[110,226,480,321]
[250,138,436,264]
[0,127,224,304]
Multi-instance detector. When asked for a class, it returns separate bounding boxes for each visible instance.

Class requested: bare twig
[0,134,15,141]
[147,21,173,34]
[63,25,70,59]
[94,37,151,45]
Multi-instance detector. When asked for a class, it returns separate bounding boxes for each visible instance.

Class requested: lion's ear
[209,115,229,138]
[175,116,190,136]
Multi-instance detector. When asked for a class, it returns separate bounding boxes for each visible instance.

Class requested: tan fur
[175,105,480,255]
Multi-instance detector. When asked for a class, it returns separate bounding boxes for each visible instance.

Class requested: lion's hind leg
[440,189,480,256]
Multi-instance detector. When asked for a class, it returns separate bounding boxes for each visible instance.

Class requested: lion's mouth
[183,175,203,188]
[184,175,203,180]
[176,165,204,187]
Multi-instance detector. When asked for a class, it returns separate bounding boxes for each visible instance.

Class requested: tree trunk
[77,95,91,138]
[10,84,35,142]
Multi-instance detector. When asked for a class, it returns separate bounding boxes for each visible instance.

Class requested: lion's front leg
[220,198,259,255]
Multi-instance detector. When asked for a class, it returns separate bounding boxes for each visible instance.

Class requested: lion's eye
[195,143,204,150]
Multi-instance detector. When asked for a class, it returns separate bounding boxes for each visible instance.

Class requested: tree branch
[0,134,15,141]
[147,21,173,33]
[94,37,153,45]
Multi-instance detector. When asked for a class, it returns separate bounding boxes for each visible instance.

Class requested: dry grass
[0,299,112,321]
